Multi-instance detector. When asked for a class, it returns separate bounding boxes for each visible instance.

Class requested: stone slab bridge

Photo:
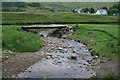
[21,24,68,29]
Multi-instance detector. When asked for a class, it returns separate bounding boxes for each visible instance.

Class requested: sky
[1,0,120,2]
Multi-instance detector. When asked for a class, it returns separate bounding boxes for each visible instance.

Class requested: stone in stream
[58,47,63,50]
[100,59,106,63]
[46,56,51,59]
[24,76,29,79]
[46,53,53,57]
[73,50,76,53]
[71,53,77,59]
[64,72,67,75]
[28,70,31,73]
[68,66,71,69]
[57,60,62,63]
[68,45,73,48]
[66,56,70,59]
[64,49,68,52]
[11,75,15,78]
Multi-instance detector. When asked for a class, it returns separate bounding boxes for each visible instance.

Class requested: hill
[2,2,117,12]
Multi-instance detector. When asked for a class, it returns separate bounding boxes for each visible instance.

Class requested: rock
[68,45,72,48]
[100,59,106,63]
[5,56,9,59]
[61,55,64,58]
[4,69,7,72]
[65,72,67,75]
[24,76,29,78]
[12,75,15,78]
[51,55,55,58]
[46,56,51,59]
[71,53,77,59]
[58,47,63,50]
[92,72,96,77]
[73,50,76,53]
[47,53,52,56]
[61,35,66,38]
[68,66,71,69]
[74,68,77,70]
[64,49,68,52]
[93,55,98,59]
[28,70,31,73]
[91,66,94,69]
[97,66,100,69]
[57,60,61,63]
[66,57,70,59]
[95,55,98,58]
[54,62,58,65]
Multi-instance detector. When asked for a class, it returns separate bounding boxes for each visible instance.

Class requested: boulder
[71,53,77,59]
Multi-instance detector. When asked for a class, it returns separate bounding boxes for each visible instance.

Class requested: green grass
[0,26,2,48]
[68,24,118,59]
[2,26,44,52]
[2,12,118,25]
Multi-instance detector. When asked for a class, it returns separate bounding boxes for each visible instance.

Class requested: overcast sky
[1,0,120,2]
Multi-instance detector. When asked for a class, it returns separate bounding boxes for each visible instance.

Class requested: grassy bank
[2,12,118,25]
[68,24,118,59]
[2,26,44,52]
[0,26,2,48]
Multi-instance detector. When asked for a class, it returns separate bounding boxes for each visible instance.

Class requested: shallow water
[17,36,95,78]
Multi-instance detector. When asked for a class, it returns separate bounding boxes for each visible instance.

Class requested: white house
[95,9,108,15]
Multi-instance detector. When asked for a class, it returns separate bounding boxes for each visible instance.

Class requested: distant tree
[108,8,118,15]
[73,10,76,13]
[2,2,26,8]
[90,7,95,14]
[108,3,119,15]
[82,8,89,13]
[102,6,108,10]
[14,2,26,8]
[112,4,118,9]
[27,3,41,7]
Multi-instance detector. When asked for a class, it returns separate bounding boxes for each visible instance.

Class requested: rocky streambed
[2,27,118,79]
[17,30,96,78]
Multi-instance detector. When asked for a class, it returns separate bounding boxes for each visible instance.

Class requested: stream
[17,29,96,78]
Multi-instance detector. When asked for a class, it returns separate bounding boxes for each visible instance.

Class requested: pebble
[46,56,51,59]
[65,72,67,75]
[57,60,61,63]
[24,76,29,78]
[12,75,15,78]
[100,59,106,63]
[68,66,71,69]
[58,47,63,50]
[4,69,7,72]
[68,45,72,48]
[28,70,31,73]
[64,49,68,52]
[71,53,77,59]
[6,56,9,59]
